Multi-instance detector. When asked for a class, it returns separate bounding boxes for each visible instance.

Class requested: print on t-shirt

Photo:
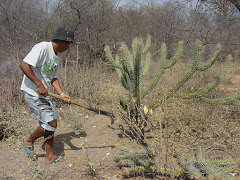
[40,59,58,82]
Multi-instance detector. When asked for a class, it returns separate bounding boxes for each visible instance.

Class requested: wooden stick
[48,92,115,124]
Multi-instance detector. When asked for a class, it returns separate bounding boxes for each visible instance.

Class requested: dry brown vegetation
[0,0,240,179]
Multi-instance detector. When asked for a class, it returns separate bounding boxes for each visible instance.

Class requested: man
[20,27,74,164]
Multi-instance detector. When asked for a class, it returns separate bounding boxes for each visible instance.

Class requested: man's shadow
[41,131,87,156]
[38,131,116,158]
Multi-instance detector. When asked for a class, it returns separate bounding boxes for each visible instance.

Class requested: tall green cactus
[105,36,184,106]
[104,36,239,141]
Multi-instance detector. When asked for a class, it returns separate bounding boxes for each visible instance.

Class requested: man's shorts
[24,92,57,131]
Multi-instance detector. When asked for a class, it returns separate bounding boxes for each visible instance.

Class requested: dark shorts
[24,92,57,131]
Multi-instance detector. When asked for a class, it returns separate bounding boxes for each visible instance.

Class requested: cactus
[105,36,185,107]
[173,146,239,180]
[116,146,239,179]
[115,152,155,161]
[115,148,185,178]
[121,166,184,178]
[105,36,239,142]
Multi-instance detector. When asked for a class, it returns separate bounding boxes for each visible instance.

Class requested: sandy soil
[0,112,152,180]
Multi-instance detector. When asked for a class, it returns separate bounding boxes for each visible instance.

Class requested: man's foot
[21,138,37,161]
[24,137,34,151]
[45,155,66,164]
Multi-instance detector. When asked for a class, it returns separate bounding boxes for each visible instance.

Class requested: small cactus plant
[116,147,185,178]
[173,146,239,180]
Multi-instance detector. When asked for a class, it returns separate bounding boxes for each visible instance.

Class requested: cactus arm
[197,44,221,71]
[165,41,183,69]
[120,44,136,92]
[179,155,202,178]
[120,72,130,91]
[143,35,151,53]
[200,89,240,104]
[173,150,202,178]
[120,99,128,112]
[143,43,166,97]
[115,55,123,79]
[120,147,134,153]
[132,37,138,65]
[121,71,134,92]
[172,147,203,178]
[150,68,196,109]
[115,152,154,161]
[178,158,201,178]
[232,100,240,106]
[122,166,184,177]
[120,77,129,91]
[119,43,134,78]
[177,58,231,98]
[139,72,144,104]
[196,146,218,177]
[214,166,236,176]
[143,52,151,76]
[207,159,237,166]
[117,159,154,167]
[151,40,202,110]
[104,45,122,69]
[133,39,143,104]
[122,166,153,177]
[129,53,134,70]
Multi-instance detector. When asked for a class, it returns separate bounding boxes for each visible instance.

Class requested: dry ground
[0,110,149,180]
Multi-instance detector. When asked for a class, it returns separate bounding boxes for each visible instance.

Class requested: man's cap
[52,27,74,43]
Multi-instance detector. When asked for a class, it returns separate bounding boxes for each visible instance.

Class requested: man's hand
[61,94,71,104]
[37,85,48,96]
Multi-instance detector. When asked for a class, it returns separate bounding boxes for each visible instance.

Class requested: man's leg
[24,126,45,151]
[44,120,64,164]
[44,129,55,163]
[44,120,56,163]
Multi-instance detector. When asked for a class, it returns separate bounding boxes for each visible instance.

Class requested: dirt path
[0,113,147,180]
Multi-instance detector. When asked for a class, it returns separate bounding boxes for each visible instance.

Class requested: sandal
[48,155,65,164]
[21,139,37,161]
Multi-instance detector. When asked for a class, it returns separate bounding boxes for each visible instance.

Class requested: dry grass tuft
[0,106,35,143]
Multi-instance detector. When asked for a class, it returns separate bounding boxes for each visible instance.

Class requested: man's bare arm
[51,78,64,95]
[51,78,71,103]
[20,61,48,96]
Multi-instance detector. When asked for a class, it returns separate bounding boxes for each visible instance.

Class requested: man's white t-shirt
[21,41,61,97]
